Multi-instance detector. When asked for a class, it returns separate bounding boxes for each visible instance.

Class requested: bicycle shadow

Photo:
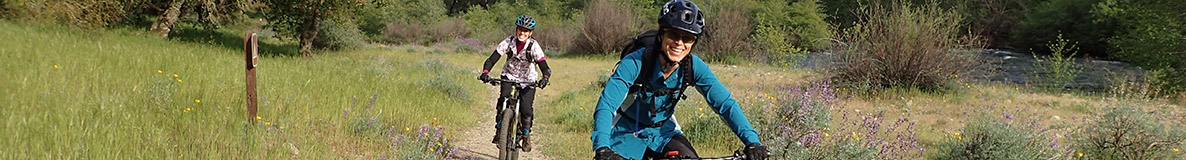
[457,147,497,160]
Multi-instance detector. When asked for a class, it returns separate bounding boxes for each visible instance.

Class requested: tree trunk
[298,12,322,57]
[150,0,185,38]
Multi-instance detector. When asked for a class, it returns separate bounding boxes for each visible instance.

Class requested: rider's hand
[478,73,491,82]
[743,143,769,160]
[537,77,549,88]
[594,147,625,160]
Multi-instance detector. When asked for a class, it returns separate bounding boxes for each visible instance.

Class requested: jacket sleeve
[591,49,645,150]
[482,51,501,73]
[483,38,512,73]
[688,55,762,145]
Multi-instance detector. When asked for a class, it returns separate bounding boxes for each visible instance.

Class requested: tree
[263,0,365,57]
[146,0,256,38]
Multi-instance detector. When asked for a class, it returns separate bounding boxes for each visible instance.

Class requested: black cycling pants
[643,134,699,158]
[495,80,535,134]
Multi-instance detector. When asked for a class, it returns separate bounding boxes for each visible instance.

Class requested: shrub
[829,0,981,91]
[1095,0,1186,96]
[932,114,1061,159]
[461,2,523,44]
[428,17,467,44]
[1030,34,1083,91]
[573,0,634,55]
[6,0,129,28]
[751,0,825,67]
[356,0,447,42]
[383,22,424,45]
[1073,106,1186,160]
[313,19,365,51]
[534,19,579,55]
[786,0,834,51]
[1011,0,1113,56]
[698,3,754,62]
[950,0,1040,48]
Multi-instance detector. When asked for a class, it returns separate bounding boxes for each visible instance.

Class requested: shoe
[521,134,532,152]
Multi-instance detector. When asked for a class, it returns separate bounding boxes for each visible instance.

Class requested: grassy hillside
[0,20,486,159]
[3,20,1181,159]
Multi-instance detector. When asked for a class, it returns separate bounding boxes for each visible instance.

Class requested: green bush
[1030,34,1083,91]
[3,0,131,28]
[1011,0,1113,56]
[932,116,1059,159]
[313,19,365,51]
[356,0,446,42]
[1073,106,1186,160]
[1094,0,1186,95]
[952,0,1040,48]
[786,0,834,50]
[462,2,529,44]
[830,0,981,91]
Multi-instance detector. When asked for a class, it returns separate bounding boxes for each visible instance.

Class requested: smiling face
[660,29,697,63]
[515,26,533,42]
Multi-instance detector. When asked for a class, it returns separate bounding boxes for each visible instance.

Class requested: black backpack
[617,30,694,119]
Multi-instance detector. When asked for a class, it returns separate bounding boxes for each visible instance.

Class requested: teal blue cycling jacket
[591,48,762,159]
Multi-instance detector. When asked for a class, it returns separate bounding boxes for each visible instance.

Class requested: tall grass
[0,20,485,159]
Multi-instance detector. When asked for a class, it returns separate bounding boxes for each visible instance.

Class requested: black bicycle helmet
[516,15,536,30]
[658,0,705,36]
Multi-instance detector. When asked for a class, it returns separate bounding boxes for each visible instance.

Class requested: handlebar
[654,150,747,160]
[482,78,542,88]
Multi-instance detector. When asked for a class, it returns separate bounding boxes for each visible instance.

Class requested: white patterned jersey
[495,36,546,84]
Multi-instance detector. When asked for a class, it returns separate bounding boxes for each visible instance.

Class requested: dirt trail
[453,87,550,160]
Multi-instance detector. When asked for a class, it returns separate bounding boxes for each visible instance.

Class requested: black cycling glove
[537,77,549,88]
[478,73,491,82]
[744,143,769,160]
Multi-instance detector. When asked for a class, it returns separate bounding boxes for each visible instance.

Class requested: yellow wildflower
[266,122,272,125]
[1174,148,1179,152]
[954,132,960,136]
[852,132,860,141]
[195,99,201,103]
[173,74,179,78]
[429,148,434,152]
[177,79,182,83]
[1078,152,1083,157]
[256,116,262,120]
[437,142,442,146]
[423,133,429,137]
[54,64,59,69]
[405,127,410,131]
[824,132,830,137]
[158,70,163,74]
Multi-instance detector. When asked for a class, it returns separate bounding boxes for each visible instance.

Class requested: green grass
[0,20,485,159]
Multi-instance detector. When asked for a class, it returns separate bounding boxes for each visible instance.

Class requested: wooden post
[245,32,259,123]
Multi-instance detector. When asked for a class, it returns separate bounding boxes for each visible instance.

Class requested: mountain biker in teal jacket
[591,0,767,159]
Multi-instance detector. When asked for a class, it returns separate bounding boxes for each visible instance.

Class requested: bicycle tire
[497,100,519,160]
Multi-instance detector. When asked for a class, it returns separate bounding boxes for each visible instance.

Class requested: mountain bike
[482,78,540,160]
